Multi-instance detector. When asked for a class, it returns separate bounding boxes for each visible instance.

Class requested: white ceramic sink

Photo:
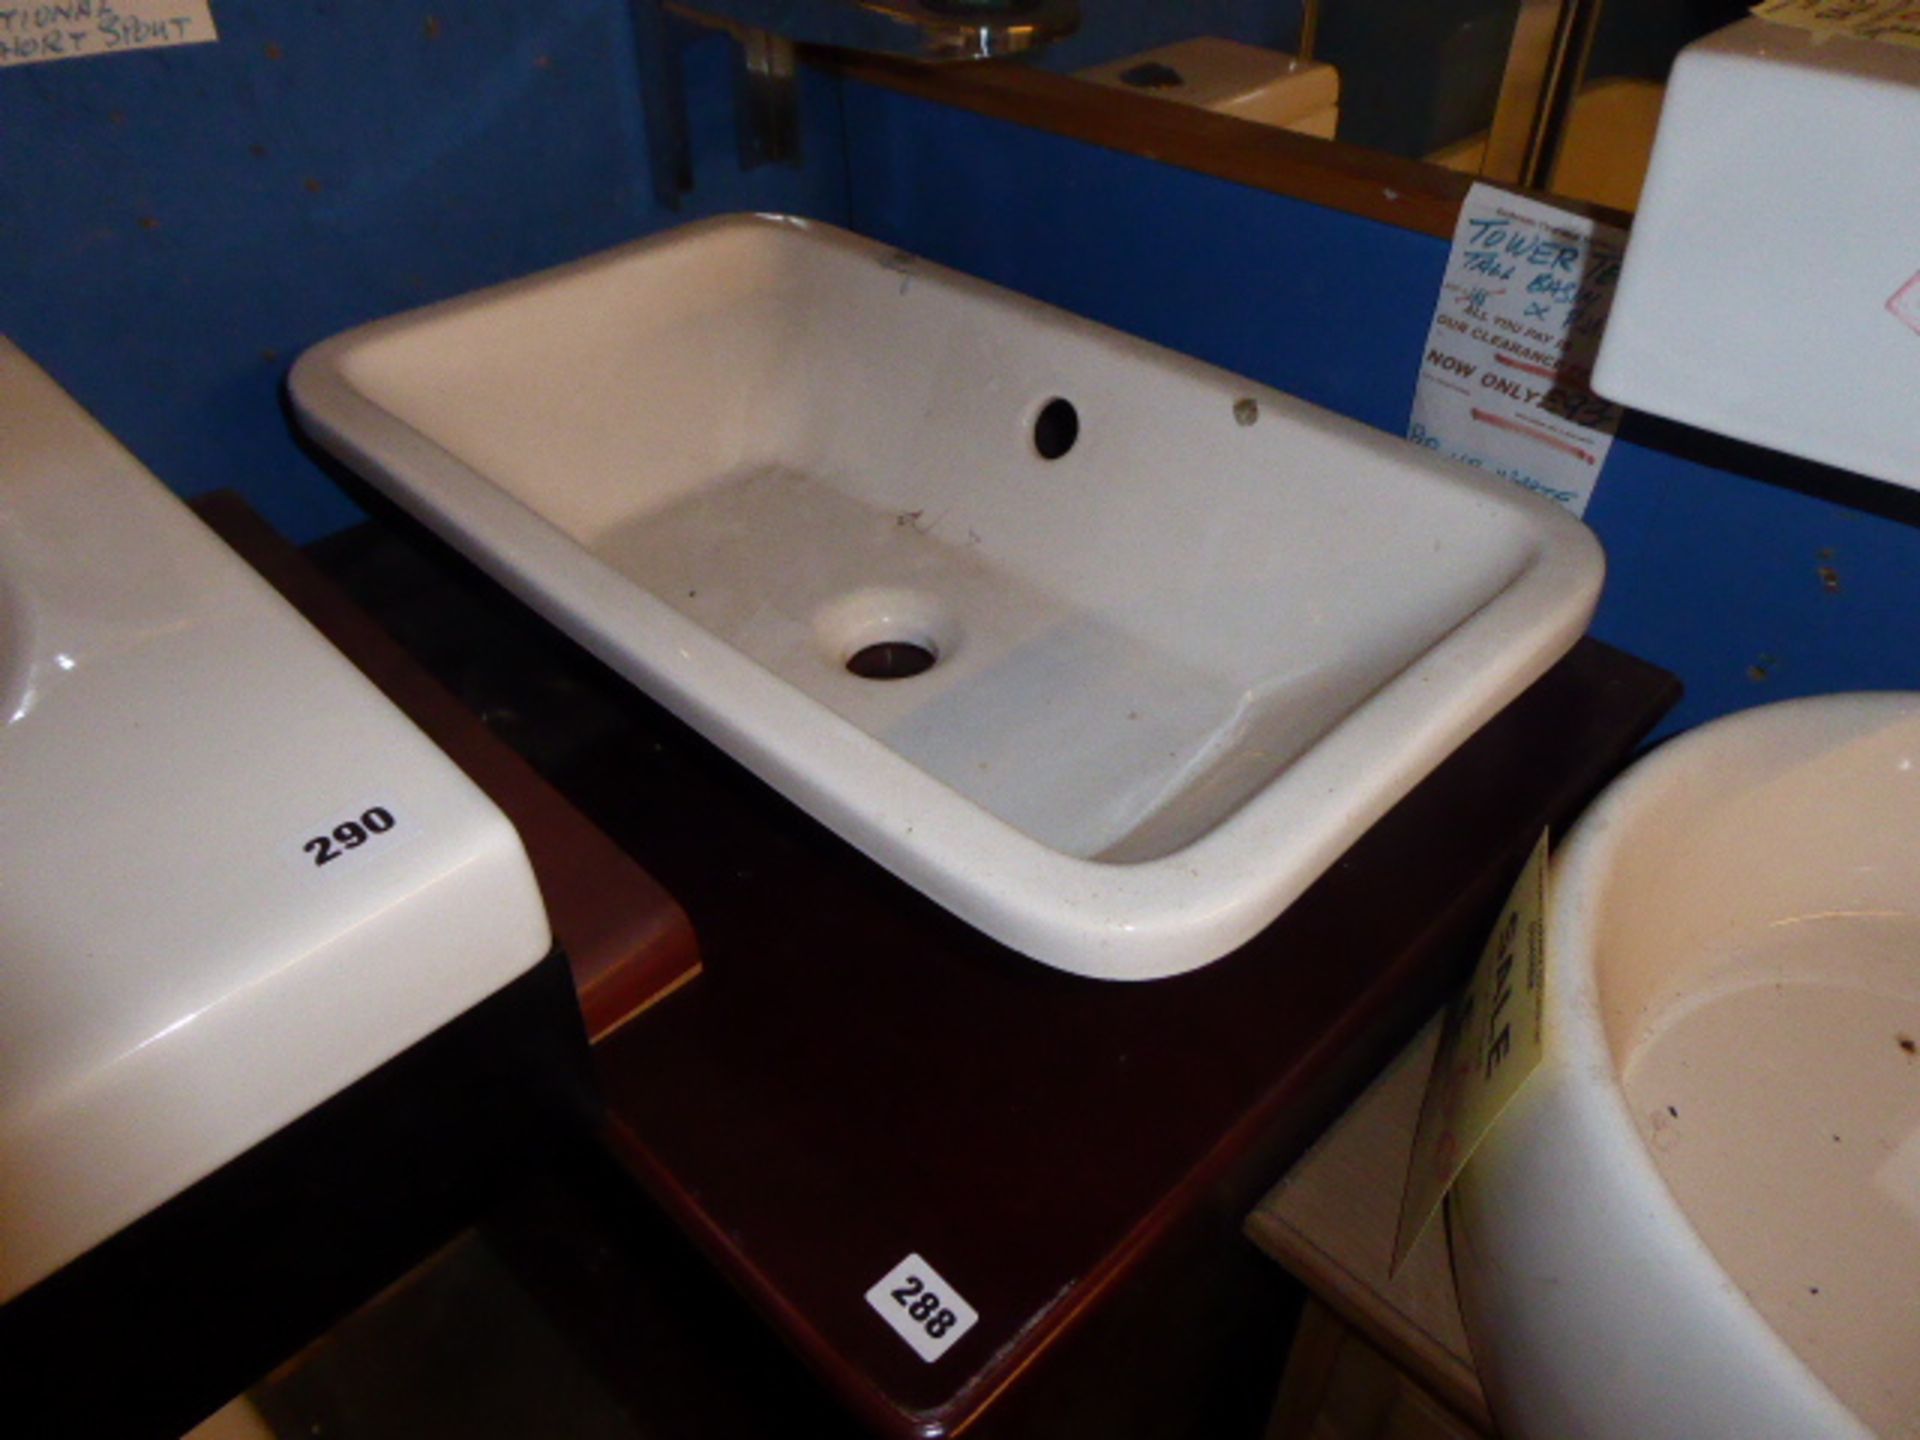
[292,215,1603,979]
[1592,17,1920,491]
[1454,693,1920,1440]
[0,339,550,1301]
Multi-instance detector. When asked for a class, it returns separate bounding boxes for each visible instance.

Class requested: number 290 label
[864,1253,978,1363]
[295,801,410,876]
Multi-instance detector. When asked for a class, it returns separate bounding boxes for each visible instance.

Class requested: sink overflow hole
[1033,397,1079,460]
[846,640,937,680]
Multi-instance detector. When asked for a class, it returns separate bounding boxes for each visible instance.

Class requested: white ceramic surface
[1077,38,1341,137]
[0,340,551,1302]
[291,214,1602,980]
[1592,18,1920,490]
[1454,692,1920,1440]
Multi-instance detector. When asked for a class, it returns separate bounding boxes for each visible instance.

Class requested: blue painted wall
[0,2,847,541]
[840,84,1920,735]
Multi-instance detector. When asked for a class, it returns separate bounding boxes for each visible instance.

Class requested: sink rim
[1453,691,1919,1440]
[291,213,1606,980]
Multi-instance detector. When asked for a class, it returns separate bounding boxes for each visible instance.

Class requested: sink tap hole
[1033,397,1079,460]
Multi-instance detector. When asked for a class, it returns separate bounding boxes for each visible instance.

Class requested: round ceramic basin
[1453,692,1920,1440]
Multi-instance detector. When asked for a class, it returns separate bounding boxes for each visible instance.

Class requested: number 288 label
[864,1253,978,1363]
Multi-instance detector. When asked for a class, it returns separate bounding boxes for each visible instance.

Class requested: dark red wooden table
[574,638,1677,1436]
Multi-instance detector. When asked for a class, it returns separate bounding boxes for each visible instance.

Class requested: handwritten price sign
[1409,185,1627,518]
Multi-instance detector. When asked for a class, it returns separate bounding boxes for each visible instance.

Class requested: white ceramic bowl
[1454,692,1920,1440]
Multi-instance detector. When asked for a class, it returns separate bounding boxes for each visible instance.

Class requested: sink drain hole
[815,587,955,681]
[846,639,937,680]
[1033,397,1079,460]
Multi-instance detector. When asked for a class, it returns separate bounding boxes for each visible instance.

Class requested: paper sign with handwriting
[0,1,217,68]
[1392,830,1550,1273]
[1751,0,1920,49]
[1410,184,1625,518]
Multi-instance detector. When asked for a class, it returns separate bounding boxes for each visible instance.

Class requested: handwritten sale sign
[0,0,217,68]
[1410,184,1627,518]
[1393,830,1551,1273]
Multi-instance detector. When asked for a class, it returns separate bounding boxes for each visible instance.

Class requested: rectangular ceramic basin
[0,338,550,1299]
[292,215,1603,979]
